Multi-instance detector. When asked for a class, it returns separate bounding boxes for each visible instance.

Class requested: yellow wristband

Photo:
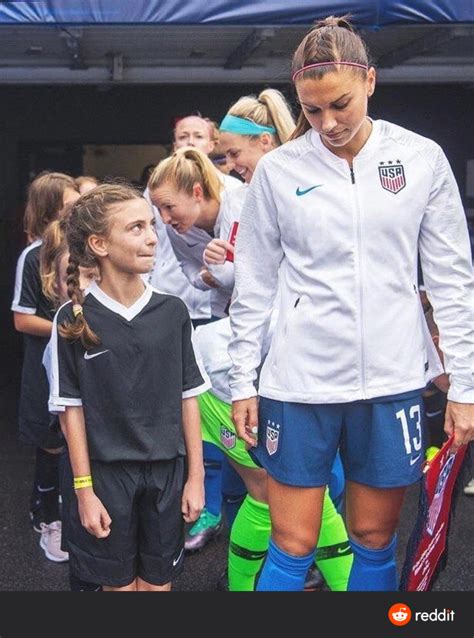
[74,475,93,489]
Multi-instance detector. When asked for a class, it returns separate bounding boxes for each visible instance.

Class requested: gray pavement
[0,378,472,592]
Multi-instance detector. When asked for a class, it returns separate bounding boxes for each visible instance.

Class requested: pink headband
[292,61,368,82]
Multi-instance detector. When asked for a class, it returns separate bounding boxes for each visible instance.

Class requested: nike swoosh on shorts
[173,548,184,566]
[84,350,109,360]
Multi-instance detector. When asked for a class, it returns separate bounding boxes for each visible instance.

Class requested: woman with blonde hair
[148,147,231,318]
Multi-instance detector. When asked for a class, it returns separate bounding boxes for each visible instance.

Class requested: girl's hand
[76,489,112,538]
[203,238,233,265]
[182,477,204,523]
[232,397,259,448]
[444,401,474,453]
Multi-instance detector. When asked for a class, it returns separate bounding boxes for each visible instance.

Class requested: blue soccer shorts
[251,390,425,488]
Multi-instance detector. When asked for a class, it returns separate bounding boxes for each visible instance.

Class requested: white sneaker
[463,478,474,496]
[39,521,69,562]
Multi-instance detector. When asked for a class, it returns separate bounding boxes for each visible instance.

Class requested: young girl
[11,171,79,561]
[40,215,99,312]
[228,16,473,591]
[48,184,209,591]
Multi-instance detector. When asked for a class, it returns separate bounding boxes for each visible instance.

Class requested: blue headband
[219,114,276,136]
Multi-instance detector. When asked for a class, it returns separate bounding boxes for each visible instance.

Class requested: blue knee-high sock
[203,441,223,517]
[221,457,247,528]
[256,538,314,591]
[347,535,397,591]
[328,451,345,513]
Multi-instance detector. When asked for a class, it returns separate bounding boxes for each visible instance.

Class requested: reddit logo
[388,603,412,626]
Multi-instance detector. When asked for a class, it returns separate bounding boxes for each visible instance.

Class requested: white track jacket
[228,120,473,404]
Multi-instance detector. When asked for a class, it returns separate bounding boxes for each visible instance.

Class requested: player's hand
[232,397,259,448]
[444,401,473,454]
[203,238,232,265]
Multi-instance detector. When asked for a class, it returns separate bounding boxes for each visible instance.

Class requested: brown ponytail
[24,172,78,241]
[40,219,67,306]
[59,256,101,349]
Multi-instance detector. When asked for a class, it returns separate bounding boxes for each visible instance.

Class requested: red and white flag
[399,436,469,591]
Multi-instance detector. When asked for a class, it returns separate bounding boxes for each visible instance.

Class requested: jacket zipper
[351,166,366,398]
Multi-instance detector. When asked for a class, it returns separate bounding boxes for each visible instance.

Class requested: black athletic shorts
[62,457,186,587]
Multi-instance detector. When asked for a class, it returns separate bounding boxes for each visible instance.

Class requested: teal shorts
[198,391,258,469]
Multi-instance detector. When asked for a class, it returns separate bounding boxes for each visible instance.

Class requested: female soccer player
[228,16,473,591]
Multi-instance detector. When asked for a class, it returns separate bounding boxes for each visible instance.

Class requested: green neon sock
[314,492,353,591]
[228,495,271,591]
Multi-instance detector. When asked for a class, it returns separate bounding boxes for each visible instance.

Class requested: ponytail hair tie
[72,304,83,318]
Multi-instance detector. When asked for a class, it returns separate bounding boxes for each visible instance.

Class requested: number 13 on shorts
[396,405,422,458]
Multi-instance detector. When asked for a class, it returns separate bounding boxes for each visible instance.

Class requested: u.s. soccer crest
[266,422,280,456]
[378,161,406,194]
[220,425,236,450]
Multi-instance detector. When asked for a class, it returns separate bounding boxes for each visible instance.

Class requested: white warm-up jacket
[205,183,248,292]
[143,187,211,321]
[228,120,473,404]
[167,184,246,318]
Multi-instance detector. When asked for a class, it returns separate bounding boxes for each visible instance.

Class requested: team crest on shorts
[378,160,406,194]
[266,421,280,456]
[220,425,236,450]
